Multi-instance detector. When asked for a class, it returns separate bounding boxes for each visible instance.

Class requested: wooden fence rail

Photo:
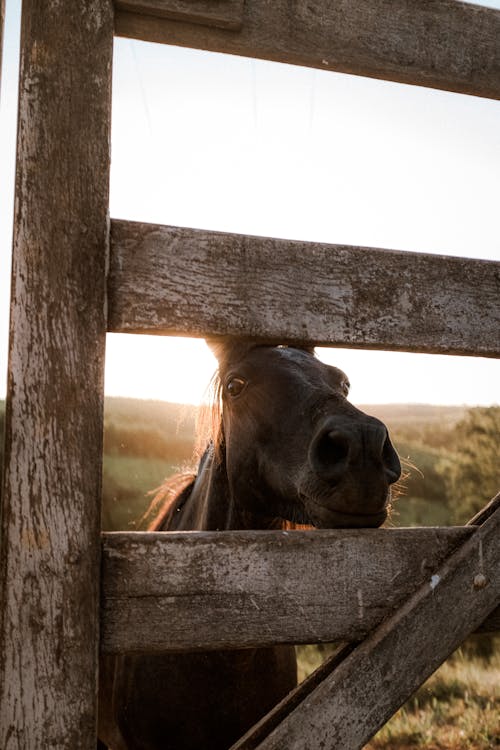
[101,527,500,654]
[115,0,500,100]
[108,220,500,356]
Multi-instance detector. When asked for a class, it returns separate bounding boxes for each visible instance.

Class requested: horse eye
[226,377,247,398]
[342,380,350,397]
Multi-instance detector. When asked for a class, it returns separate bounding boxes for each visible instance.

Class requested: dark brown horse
[98,340,401,750]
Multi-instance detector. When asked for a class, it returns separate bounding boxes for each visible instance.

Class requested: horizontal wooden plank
[114,0,244,30]
[114,0,500,100]
[100,528,499,653]
[108,220,500,357]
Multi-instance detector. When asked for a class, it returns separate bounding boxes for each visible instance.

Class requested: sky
[1,0,500,406]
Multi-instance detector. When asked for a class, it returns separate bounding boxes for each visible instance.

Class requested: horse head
[209,338,401,529]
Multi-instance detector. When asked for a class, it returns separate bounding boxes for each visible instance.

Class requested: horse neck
[167,444,280,532]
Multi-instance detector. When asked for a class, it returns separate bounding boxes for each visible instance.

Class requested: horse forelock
[195,370,225,462]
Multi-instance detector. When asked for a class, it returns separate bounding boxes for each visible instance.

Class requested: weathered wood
[108,220,500,357]
[467,491,500,527]
[467,495,500,634]
[233,642,357,750]
[100,527,499,653]
[0,3,113,748]
[115,0,244,30]
[468,495,500,632]
[479,607,500,633]
[115,0,500,100]
[241,506,500,750]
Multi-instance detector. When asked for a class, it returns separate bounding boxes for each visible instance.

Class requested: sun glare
[104,334,217,405]
[104,334,499,407]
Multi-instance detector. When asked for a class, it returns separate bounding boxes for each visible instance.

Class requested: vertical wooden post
[0,2,113,748]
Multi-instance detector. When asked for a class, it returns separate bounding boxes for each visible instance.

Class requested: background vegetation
[0,397,498,748]
[100,398,197,530]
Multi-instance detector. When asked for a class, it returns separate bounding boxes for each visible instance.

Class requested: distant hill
[103,397,197,459]
[105,396,197,438]
[360,403,466,430]
[358,404,467,449]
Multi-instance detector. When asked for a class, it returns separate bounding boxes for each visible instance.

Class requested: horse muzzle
[302,415,401,527]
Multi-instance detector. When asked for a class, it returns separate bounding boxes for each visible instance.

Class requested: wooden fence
[0,1,499,748]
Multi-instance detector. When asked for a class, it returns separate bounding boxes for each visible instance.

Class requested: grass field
[367,644,500,749]
[102,455,176,530]
[297,640,500,749]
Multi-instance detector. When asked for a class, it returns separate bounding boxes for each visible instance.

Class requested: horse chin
[304,498,388,529]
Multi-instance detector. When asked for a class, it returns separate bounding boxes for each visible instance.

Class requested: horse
[98,339,401,750]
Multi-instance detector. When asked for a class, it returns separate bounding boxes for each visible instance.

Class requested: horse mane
[194,371,224,462]
[142,471,312,532]
[138,472,196,531]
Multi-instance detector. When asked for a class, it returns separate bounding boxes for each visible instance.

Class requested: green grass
[366,645,500,749]
[297,641,500,750]
[102,455,177,530]
[387,496,452,528]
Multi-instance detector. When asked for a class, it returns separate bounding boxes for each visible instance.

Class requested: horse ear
[206,338,316,363]
[294,344,316,356]
[205,337,258,367]
[205,337,228,364]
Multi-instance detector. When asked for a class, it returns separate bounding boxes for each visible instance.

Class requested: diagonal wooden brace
[233,494,500,750]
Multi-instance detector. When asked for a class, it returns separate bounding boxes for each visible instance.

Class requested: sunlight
[104,334,217,405]
[104,334,500,407]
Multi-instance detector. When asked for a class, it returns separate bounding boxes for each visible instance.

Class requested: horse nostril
[382,436,401,484]
[310,430,351,484]
[321,432,350,463]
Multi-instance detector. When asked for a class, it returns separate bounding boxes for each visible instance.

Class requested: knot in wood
[473,573,488,590]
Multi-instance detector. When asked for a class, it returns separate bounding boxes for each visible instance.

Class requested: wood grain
[115,0,500,100]
[100,528,499,653]
[0,3,113,748]
[115,0,244,29]
[233,642,357,750]
[242,506,500,750]
[108,220,500,357]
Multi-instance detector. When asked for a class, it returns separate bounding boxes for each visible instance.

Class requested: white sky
[1,0,500,406]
